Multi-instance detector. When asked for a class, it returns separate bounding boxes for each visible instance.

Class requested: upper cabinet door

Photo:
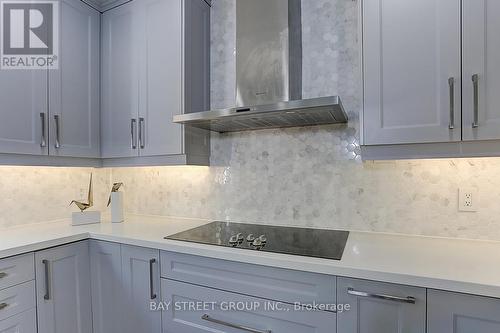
[0,70,48,155]
[101,2,140,158]
[49,0,100,158]
[363,0,461,145]
[463,0,500,141]
[137,0,183,157]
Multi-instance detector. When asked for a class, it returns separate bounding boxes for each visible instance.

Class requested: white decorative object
[72,211,101,226]
[110,192,124,223]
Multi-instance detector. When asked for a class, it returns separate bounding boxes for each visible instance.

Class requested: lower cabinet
[337,278,426,333]
[90,242,161,333]
[161,279,336,333]
[35,241,92,333]
[427,289,500,333]
[90,240,123,333]
[0,308,37,333]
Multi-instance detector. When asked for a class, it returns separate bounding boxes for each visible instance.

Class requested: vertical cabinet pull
[40,113,47,147]
[149,259,157,300]
[131,119,138,149]
[54,115,61,149]
[448,78,455,129]
[139,117,145,149]
[472,74,479,128]
[42,260,50,300]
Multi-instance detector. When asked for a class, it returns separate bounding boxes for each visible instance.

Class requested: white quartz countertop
[1,214,499,299]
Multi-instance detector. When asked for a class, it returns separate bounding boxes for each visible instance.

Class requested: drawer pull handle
[347,288,416,304]
[0,272,6,279]
[201,314,271,333]
[0,303,7,310]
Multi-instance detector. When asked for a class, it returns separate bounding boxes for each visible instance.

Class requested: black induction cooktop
[165,221,349,260]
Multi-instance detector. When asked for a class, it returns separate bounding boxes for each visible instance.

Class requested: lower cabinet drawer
[161,279,336,333]
[0,281,36,321]
[0,308,37,333]
[0,254,35,291]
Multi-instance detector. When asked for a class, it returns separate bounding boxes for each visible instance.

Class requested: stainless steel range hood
[174,0,348,133]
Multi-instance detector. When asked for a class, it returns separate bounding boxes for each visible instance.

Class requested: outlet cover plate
[459,187,478,212]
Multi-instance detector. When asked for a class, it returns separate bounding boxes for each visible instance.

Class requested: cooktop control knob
[236,233,244,244]
[229,235,239,246]
[258,235,267,244]
[252,238,263,249]
[246,234,255,243]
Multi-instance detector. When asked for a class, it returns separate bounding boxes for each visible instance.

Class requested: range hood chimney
[174,0,348,133]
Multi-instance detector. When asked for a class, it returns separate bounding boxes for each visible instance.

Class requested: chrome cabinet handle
[131,119,138,149]
[347,288,416,304]
[43,260,50,300]
[149,259,157,300]
[448,77,455,129]
[0,272,6,279]
[472,74,479,128]
[0,303,8,311]
[54,115,61,149]
[201,314,271,333]
[139,117,145,149]
[40,113,47,147]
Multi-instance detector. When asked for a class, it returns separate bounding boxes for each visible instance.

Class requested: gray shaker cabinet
[121,245,161,333]
[101,0,210,165]
[35,241,92,333]
[49,0,100,158]
[337,277,426,333]
[427,289,500,333]
[90,240,123,333]
[363,0,461,145]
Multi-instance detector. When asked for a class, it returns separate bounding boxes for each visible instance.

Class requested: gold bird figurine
[70,174,94,212]
[107,182,124,207]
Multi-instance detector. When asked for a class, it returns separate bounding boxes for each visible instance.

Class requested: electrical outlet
[459,188,478,212]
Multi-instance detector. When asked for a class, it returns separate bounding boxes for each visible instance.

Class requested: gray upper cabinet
[363,0,462,146]
[337,278,426,333]
[49,0,100,158]
[90,240,123,333]
[121,245,161,333]
[101,1,138,158]
[101,0,210,165]
[428,289,500,333]
[0,70,48,156]
[35,241,92,333]
[462,0,500,141]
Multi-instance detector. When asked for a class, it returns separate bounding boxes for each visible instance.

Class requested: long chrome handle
[0,303,8,311]
[149,259,157,300]
[201,314,271,333]
[54,115,61,149]
[43,260,50,300]
[347,288,416,304]
[0,272,6,279]
[131,119,137,149]
[139,117,145,149]
[40,113,47,147]
[448,77,455,130]
[472,74,479,128]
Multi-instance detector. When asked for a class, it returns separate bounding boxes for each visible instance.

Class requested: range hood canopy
[175,0,348,133]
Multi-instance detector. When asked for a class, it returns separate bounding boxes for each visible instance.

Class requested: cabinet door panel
[49,0,100,158]
[101,2,139,158]
[138,0,182,156]
[0,308,37,333]
[363,0,461,145]
[35,241,92,333]
[463,0,500,140]
[0,70,47,155]
[337,278,426,333]
[121,245,161,333]
[428,289,500,333]
[90,240,123,333]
